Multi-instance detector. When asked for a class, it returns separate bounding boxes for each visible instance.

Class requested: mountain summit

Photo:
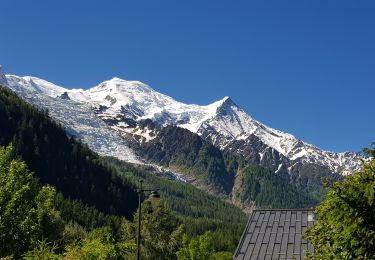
[3,71,363,176]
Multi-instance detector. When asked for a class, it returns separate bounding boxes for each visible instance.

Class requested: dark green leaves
[305,146,375,259]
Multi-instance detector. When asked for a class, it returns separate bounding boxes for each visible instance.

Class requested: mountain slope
[5,74,140,163]
[0,86,138,218]
[139,125,235,194]
[133,124,319,209]
[2,69,362,178]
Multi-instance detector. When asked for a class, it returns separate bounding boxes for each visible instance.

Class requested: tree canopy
[0,145,64,258]
[135,200,185,260]
[305,145,375,259]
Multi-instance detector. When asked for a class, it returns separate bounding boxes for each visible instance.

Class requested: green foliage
[289,162,342,202]
[0,86,138,219]
[237,164,317,208]
[106,157,246,223]
[210,251,232,260]
[135,201,184,260]
[0,145,64,258]
[23,239,60,260]
[65,239,116,260]
[106,157,246,253]
[61,222,88,248]
[305,146,375,259]
[180,217,245,253]
[55,193,125,233]
[64,226,135,260]
[177,231,232,260]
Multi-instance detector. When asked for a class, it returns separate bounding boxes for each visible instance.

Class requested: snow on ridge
[80,77,234,133]
[204,101,362,173]
[5,75,140,164]
[4,73,362,174]
[4,74,233,132]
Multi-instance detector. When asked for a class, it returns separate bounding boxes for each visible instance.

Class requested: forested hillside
[106,157,246,251]
[139,124,322,210]
[232,164,317,210]
[140,126,234,194]
[0,86,138,218]
[106,157,243,221]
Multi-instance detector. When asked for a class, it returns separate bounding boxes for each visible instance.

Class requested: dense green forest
[106,157,244,222]
[233,164,317,209]
[0,86,138,218]
[106,157,246,252]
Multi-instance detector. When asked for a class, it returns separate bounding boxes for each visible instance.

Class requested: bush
[305,145,375,259]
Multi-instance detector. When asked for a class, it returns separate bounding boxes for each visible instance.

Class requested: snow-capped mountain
[4,74,140,164]
[1,68,363,176]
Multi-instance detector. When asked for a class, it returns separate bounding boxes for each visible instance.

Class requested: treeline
[55,194,125,233]
[106,157,245,223]
[289,162,343,202]
[139,124,320,209]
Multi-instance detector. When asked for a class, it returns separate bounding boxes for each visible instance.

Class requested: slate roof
[234,209,315,260]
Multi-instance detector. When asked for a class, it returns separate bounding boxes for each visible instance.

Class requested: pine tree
[135,201,184,260]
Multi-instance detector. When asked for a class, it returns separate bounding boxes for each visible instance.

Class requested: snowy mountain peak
[214,96,241,113]
[213,96,235,108]
[221,96,233,103]
[90,77,154,94]
[3,71,364,175]
[7,75,68,97]
[219,96,231,103]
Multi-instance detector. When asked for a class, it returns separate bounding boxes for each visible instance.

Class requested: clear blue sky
[1,0,374,152]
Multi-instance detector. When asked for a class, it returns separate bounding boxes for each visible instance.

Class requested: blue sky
[1,1,374,152]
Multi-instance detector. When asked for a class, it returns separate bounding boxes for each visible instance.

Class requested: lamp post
[136,179,160,260]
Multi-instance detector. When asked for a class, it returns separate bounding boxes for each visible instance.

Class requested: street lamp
[136,179,160,260]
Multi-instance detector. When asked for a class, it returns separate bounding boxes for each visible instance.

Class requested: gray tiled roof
[234,209,315,260]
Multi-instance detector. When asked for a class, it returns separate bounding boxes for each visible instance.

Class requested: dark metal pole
[137,180,143,260]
